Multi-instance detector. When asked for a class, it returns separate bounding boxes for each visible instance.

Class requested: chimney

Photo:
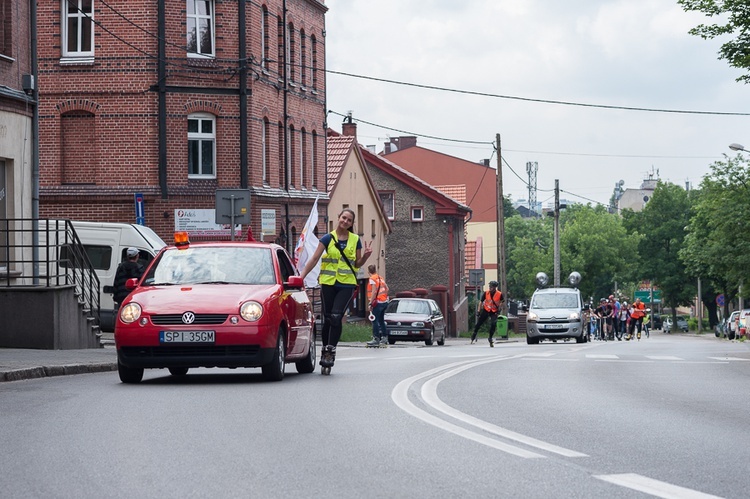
[394,136,417,150]
[342,111,357,138]
[479,159,490,167]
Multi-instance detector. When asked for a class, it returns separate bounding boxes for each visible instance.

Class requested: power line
[326,69,750,117]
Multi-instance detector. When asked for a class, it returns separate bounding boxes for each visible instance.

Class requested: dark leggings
[321,284,355,347]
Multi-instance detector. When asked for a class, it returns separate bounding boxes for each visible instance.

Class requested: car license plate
[160,331,215,343]
[389,331,408,335]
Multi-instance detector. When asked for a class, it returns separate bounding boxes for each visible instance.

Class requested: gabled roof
[434,185,467,205]
[383,146,496,222]
[326,129,393,233]
[361,147,471,218]
[326,133,356,195]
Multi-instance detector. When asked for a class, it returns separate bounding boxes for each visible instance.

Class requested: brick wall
[36,0,327,246]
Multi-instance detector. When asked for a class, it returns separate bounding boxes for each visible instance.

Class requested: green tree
[623,182,694,323]
[681,154,750,317]
[678,0,750,83]
[559,204,638,302]
[505,214,552,300]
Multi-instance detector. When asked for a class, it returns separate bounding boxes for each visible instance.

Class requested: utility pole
[554,179,560,287]
[496,134,508,314]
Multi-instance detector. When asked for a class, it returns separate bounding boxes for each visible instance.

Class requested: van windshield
[531,292,579,309]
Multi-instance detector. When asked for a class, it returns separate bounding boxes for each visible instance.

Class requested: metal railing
[0,218,100,327]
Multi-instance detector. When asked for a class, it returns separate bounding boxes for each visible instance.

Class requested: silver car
[526,286,586,344]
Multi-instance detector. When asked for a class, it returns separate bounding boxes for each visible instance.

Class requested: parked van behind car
[40,221,166,331]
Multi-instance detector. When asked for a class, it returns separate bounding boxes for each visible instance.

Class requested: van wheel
[526,335,540,345]
[168,367,188,376]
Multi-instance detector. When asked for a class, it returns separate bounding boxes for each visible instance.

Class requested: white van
[40,221,166,331]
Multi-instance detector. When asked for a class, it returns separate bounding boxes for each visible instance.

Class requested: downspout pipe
[238,0,248,188]
[31,0,39,282]
[282,0,290,252]
[158,0,167,198]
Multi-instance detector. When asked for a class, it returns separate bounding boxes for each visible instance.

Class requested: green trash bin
[496,315,508,338]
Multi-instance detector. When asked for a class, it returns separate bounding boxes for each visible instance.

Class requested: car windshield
[531,292,578,309]
[387,300,430,315]
[143,246,276,285]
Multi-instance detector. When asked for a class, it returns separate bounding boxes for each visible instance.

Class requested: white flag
[294,196,320,288]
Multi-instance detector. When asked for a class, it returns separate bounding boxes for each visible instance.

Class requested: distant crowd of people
[586,295,651,341]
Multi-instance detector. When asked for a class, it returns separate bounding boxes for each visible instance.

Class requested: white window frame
[411,206,424,222]
[186,0,215,58]
[311,131,317,189]
[379,192,395,220]
[61,0,95,60]
[187,113,216,178]
[260,6,269,71]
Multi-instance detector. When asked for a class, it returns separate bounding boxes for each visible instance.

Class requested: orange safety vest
[631,301,646,319]
[367,274,388,304]
[482,290,503,313]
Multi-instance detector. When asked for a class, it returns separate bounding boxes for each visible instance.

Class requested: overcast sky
[323,0,749,208]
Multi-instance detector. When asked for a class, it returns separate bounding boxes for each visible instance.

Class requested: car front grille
[151,314,229,325]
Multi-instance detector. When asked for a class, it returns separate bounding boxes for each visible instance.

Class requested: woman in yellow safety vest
[301,208,372,371]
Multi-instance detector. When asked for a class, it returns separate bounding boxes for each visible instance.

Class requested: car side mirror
[286,275,304,289]
[125,278,139,290]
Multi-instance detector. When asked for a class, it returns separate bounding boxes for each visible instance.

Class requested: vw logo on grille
[182,312,196,324]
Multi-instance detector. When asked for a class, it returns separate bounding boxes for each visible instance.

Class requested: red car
[114,235,315,383]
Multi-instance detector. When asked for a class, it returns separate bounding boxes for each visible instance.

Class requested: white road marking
[421,360,588,458]
[586,354,619,359]
[594,473,723,499]
[646,356,684,361]
[708,356,750,361]
[391,356,545,458]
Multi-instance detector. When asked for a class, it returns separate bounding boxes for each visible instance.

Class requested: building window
[411,206,424,222]
[288,125,295,187]
[187,0,214,58]
[379,192,394,220]
[277,16,284,78]
[278,121,284,188]
[262,118,270,184]
[300,30,307,87]
[311,35,318,91]
[188,113,216,178]
[261,6,269,71]
[311,130,317,189]
[287,23,295,83]
[1,0,11,58]
[62,0,94,58]
[300,128,306,188]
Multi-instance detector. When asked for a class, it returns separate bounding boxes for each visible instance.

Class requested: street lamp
[729,143,745,152]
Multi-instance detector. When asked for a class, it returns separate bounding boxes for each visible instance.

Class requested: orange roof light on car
[174,231,190,248]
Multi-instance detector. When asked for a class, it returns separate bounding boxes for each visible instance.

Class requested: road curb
[1,362,118,382]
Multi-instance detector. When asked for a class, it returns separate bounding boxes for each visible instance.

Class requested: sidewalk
[0,333,117,382]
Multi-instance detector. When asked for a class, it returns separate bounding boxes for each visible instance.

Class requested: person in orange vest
[366,265,390,347]
[628,297,647,340]
[471,281,504,347]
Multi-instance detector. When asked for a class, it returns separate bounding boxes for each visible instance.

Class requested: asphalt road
[1,333,748,498]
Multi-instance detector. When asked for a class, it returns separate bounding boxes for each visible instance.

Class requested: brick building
[1,0,35,246]
[35,0,328,249]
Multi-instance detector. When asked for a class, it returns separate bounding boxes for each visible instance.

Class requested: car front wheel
[168,367,189,376]
[425,328,434,346]
[118,360,144,384]
[437,330,445,346]
[262,329,286,381]
[526,335,540,345]
[295,328,316,374]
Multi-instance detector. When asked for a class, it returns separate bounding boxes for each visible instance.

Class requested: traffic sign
[634,290,661,303]
[134,192,145,225]
[716,294,725,307]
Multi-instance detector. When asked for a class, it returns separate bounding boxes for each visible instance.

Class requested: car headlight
[569,312,580,320]
[120,303,142,324]
[527,311,538,321]
[411,321,425,327]
[240,301,263,322]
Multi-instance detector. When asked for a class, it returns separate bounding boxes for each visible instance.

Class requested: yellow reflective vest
[319,232,359,285]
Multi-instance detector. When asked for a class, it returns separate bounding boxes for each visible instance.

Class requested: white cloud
[324,0,750,205]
